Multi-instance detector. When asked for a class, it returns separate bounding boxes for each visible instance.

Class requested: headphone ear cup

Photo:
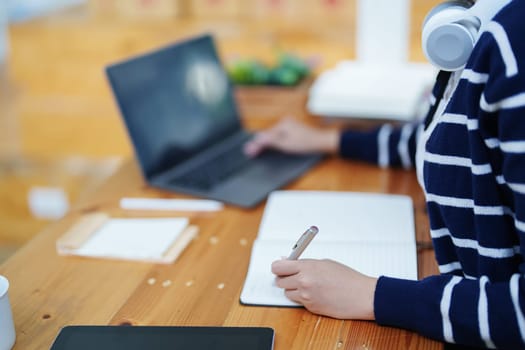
[422,0,477,71]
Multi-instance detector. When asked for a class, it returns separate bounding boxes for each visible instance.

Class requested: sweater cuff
[374,276,421,332]
[339,129,379,163]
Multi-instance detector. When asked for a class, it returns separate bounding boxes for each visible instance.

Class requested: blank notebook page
[75,218,189,260]
[258,191,415,243]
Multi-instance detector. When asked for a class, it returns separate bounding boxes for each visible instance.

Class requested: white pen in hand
[287,226,319,260]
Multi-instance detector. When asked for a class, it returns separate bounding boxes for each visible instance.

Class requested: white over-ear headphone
[422,0,511,71]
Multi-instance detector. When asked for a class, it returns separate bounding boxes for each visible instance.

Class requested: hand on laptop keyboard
[243,118,339,157]
[171,145,251,190]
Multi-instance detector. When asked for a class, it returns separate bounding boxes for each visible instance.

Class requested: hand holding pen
[272,225,377,320]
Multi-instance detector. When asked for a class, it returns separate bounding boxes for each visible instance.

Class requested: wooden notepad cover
[56,213,198,264]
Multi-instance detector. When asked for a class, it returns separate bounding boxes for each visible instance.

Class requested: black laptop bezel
[50,325,275,350]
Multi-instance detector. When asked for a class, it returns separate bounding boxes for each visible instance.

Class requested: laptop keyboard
[170,144,252,190]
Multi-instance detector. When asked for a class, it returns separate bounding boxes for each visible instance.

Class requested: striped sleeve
[374,273,525,348]
[339,122,420,169]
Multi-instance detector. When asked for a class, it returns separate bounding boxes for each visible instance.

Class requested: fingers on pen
[271,259,300,275]
[274,276,297,289]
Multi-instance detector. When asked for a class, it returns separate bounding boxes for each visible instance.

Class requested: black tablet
[50,326,275,350]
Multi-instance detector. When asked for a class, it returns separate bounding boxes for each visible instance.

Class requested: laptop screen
[106,34,242,178]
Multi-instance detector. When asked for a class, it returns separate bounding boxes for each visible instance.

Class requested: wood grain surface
[0,154,441,349]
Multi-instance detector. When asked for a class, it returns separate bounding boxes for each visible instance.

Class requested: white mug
[0,275,15,350]
[0,1,8,64]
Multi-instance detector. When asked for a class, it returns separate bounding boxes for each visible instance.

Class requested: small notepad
[57,213,198,264]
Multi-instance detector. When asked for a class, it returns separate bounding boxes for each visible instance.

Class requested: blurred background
[0,0,440,263]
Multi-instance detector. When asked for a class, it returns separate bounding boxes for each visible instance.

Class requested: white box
[308,61,436,121]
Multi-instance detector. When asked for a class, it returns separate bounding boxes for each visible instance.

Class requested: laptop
[106,34,322,208]
[50,326,274,350]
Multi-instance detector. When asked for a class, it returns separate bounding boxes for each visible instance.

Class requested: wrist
[365,277,378,320]
[317,129,340,154]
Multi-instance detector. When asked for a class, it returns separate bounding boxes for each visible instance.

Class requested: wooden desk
[0,147,441,349]
[1,3,444,345]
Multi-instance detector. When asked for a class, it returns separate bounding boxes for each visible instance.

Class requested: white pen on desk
[120,198,223,212]
[287,226,319,260]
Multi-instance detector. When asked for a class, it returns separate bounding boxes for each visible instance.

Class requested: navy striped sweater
[339,1,525,348]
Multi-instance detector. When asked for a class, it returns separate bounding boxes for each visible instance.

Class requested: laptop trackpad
[210,156,310,207]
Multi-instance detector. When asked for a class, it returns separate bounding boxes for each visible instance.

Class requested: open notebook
[240,191,418,307]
